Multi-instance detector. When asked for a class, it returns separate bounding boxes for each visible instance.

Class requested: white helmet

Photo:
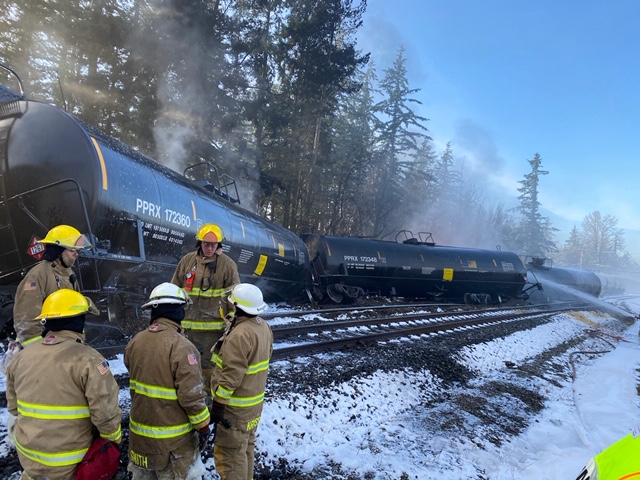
[141,282,191,309]
[228,283,268,316]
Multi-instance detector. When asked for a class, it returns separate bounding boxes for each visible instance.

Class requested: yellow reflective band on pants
[17,399,90,420]
[15,438,87,467]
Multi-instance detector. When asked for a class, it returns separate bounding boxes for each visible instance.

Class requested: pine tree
[556,225,584,267]
[512,153,556,256]
[255,0,368,232]
[372,46,429,237]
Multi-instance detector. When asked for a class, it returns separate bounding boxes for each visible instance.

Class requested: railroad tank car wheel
[327,284,344,304]
[464,293,491,305]
[309,285,324,302]
[107,294,124,325]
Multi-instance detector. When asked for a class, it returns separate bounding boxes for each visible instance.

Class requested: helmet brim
[228,295,268,316]
[141,295,191,309]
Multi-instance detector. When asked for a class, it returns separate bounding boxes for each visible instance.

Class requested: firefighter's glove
[198,425,210,452]
[210,400,226,424]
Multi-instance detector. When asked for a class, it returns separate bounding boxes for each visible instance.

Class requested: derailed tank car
[524,257,602,301]
[0,65,309,341]
[304,231,528,304]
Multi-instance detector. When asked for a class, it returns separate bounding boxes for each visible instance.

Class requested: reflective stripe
[15,438,87,467]
[21,336,41,347]
[246,359,269,375]
[182,319,224,331]
[188,287,227,298]
[101,425,122,443]
[214,385,233,400]
[129,418,193,439]
[17,399,90,420]
[213,388,265,408]
[130,379,178,400]
[228,392,265,408]
[188,407,211,426]
[211,352,223,368]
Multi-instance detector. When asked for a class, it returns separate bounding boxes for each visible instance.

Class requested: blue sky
[356,1,640,260]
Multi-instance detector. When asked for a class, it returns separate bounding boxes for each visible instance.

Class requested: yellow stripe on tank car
[191,200,197,220]
[90,137,108,190]
[241,221,246,237]
[443,268,454,282]
[254,254,267,275]
[278,243,284,256]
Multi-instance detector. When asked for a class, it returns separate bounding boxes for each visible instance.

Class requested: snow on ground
[1,297,639,479]
[257,299,640,479]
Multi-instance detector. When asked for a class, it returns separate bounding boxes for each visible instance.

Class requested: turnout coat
[124,317,210,470]
[171,250,240,332]
[13,258,80,346]
[5,330,122,478]
[210,314,274,429]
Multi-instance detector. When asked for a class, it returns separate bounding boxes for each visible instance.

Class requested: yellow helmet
[36,289,100,319]
[196,223,224,243]
[39,225,92,250]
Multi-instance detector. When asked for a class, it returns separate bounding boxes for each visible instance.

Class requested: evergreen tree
[425,141,464,242]
[556,225,584,267]
[255,0,368,232]
[512,152,556,256]
[319,62,378,235]
[402,136,438,235]
[372,46,429,237]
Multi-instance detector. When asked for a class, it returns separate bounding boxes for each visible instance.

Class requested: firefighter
[13,224,91,347]
[171,223,240,381]
[125,282,211,479]
[210,283,273,480]
[5,289,122,480]
[575,429,640,480]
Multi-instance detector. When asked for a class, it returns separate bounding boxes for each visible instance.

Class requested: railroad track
[93,301,594,360]
[0,300,602,407]
[269,301,596,359]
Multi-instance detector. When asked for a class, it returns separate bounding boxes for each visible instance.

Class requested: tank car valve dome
[141,282,192,309]
[36,289,99,319]
[39,224,92,250]
[228,283,268,316]
[196,223,224,243]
